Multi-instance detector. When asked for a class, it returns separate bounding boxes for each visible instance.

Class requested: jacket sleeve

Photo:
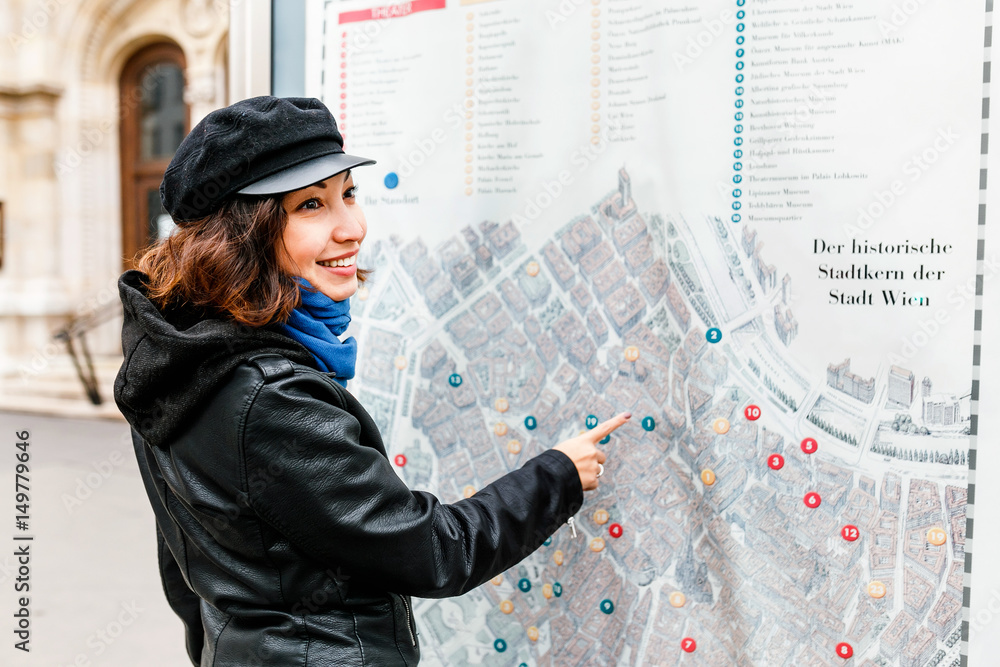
[155,524,204,666]
[240,368,585,598]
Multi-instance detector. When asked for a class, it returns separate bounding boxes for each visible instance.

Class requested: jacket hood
[114,270,317,447]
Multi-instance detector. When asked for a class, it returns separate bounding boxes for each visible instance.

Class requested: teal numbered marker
[524,416,537,430]
[518,578,531,593]
[553,582,563,597]
[585,414,598,429]
[600,599,615,614]
[448,373,462,387]
[642,416,655,432]
[494,639,507,653]
[706,327,722,343]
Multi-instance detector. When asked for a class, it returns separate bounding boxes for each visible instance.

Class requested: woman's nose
[330,208,365,242]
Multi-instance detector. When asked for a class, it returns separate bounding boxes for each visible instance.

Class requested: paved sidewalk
[0,411,190,666]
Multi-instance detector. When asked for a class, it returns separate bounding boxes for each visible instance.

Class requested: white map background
[306,0,986,664]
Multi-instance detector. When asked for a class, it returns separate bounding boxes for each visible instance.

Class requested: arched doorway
[119,42,189,269]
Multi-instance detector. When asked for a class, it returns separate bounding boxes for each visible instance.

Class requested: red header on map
[338,0,446,25]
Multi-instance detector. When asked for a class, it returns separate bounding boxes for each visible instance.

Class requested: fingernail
[624,412,632,419]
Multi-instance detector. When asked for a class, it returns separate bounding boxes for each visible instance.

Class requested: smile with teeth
[317,255,357,268]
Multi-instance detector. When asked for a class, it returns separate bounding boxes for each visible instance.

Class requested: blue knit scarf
[278,278,357,387]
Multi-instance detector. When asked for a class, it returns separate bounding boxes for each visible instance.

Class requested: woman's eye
[298,198,321,210]
[344,185,359,200]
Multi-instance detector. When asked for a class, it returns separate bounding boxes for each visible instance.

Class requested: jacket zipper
[400,594,416,646]
[567,516,578,538]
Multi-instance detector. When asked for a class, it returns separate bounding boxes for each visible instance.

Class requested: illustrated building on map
[880,610,915,662]
[921,377,962,426]
[773,305,798,346]
[741,226,777,292]
[781,273,791,304]
[826,358,875,404]
[887,365,916,408]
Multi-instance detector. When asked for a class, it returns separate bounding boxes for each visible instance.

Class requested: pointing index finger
[592,412,632,440]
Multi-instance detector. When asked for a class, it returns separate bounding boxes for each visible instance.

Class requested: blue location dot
[448,373,463,387]
[494,638,507,653]
[642,416,655,432]
[384,172,399,189]
[706,327,722,344]
[585,414,599,429]
[543,536,552,546]
[553,582,563,597]
[599,435,611,445]
[518,578,532,592]
[524,416,537,430]
[600,599,615,614]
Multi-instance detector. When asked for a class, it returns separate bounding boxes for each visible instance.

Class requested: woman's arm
[240,359,585,598]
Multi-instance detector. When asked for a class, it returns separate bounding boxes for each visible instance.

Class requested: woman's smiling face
[279,169,366,302]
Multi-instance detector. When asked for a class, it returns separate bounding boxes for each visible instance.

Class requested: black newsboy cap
[160,96,376,222]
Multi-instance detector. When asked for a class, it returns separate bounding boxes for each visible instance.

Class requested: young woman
[115,96,628,666]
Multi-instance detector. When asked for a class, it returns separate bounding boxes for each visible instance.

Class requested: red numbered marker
[800,437,818,454]
[835,642,853,659]
[681,637,697,653]
[768,454,784,470]
[804,492,821,508]
[744,404,761,421]
[394,454,407,467]
[609,523,623,539]
[841,525,859,542]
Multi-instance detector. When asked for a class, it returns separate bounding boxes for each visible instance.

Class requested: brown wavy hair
[134,195,370,327]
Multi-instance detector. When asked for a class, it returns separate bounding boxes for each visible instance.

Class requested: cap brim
[237,152,377,196]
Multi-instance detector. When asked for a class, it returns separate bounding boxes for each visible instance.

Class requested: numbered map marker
[744,404,761,421]
[394,454,407,467]
[491,575,503,586]
[642,416,656,431]
[706,327,722,343]
[590,537,606,552]
[586,414,599,429]
[868,581,886,599]
[841,525,859,542]
[927,527,947,546]
[701,469,717,486]
[518,578,531,593]
[524,415,537,430]
[767,454,784,470]
[713,418,730,434]
[553,550,564,566]
[494,397,509,412]
[804,492,822,508]
[507,440,521,455]
[835,642,853,659]
[599,435,611,444]
[527,626,539,641]
[609,523,623,538]
[624,345,640,362]
[493,422,508,437]
[681,637,697,653]
[669,591,686,608]
[499,600,514,614]
[542,583,553,599]
[448,373,463,387]
[394,355,407,370]
[494,639,507,653]
[463,485,476,498]
[525,261,540,276]
[593,508,610,525]
[801,437,818,454]
[600,599,615,614]
[553,582,563,597]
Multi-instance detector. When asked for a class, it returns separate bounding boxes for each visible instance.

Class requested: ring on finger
[596,463,604,478]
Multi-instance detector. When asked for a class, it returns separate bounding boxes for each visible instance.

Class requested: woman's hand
[552,412,631,491]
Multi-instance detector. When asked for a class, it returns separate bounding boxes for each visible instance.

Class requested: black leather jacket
[114,271,585,666]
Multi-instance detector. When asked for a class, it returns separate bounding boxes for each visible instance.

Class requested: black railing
[52,302,122,405]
